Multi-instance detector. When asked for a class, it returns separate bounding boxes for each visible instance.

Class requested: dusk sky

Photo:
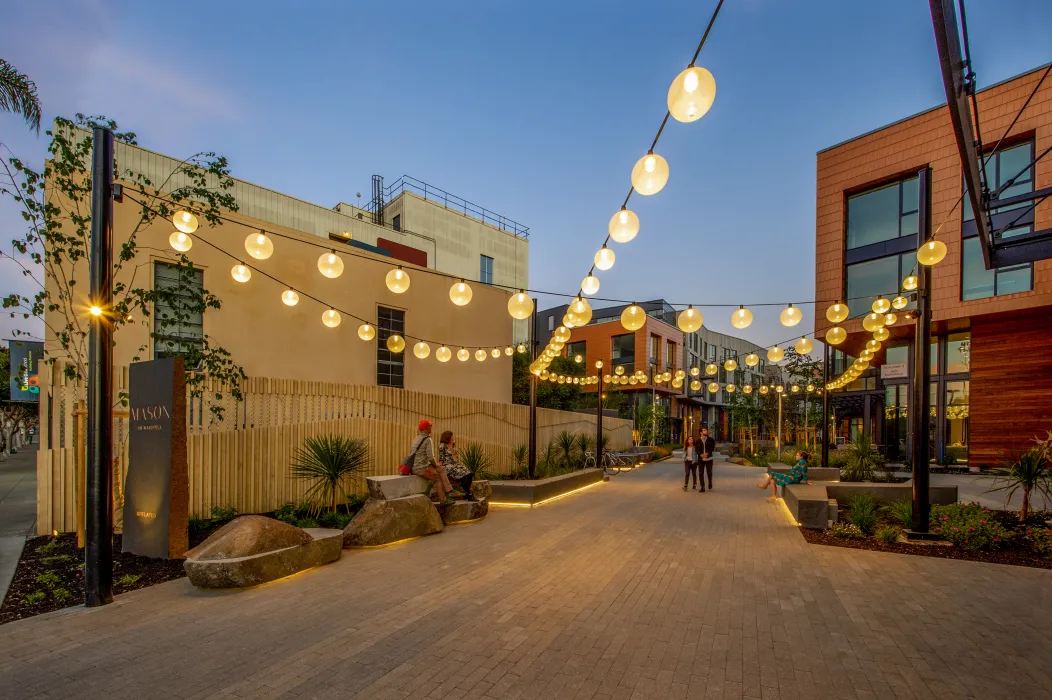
[2,0,1051,346]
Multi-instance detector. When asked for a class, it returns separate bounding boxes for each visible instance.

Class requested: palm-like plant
[512,443,528,474]
[459,442,492,478]
[556,430,578,468]
[290,435,370,513]
[982,446,1051,522]
[539,442,559,478]
[0,59,42,133]
[842,433,878,482]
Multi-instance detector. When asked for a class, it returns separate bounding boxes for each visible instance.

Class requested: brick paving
[1,458,1051,700]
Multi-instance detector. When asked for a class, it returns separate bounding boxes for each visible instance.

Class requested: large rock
[343,494,444,547]
[438,499,489,525]
[184,516,342,588]
[367,475,431,500]
[470,479,492,501]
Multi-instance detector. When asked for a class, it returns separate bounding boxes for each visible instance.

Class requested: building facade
[814,64,1052,467]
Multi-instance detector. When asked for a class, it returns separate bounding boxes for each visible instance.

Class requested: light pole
[594,359,604,460]
[776,385,785,461]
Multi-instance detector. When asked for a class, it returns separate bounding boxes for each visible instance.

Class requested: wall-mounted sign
[880,363,909,380]
[122,357,188,559]
[8,340,43,403]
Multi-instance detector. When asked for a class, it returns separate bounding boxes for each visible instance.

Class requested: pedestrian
[757,450,810,501]
[408,420,456,504]
[682,436,699,491]
[697,427,716,492]
[439,431,476,501]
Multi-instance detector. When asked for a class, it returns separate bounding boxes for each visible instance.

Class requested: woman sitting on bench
[757,450,810,501]
[439,431,476,501]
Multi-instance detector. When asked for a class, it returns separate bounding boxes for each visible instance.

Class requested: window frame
[845,176,920,252]
[152,261,205,360]
[376,306,406,388]
[479,254,494,284]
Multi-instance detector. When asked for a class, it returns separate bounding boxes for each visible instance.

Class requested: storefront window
[944,380,969,464]
[930,340,939,375]
[946,333,970,374]
[884,384,908,461]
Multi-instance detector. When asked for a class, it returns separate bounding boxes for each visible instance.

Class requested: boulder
[438,499,489,525]
[184,517,342,588]
[367,474,431,500]
[470,479,492,501]
[343,494,444,547]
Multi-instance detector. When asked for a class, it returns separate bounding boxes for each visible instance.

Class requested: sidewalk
[0,444,38,603]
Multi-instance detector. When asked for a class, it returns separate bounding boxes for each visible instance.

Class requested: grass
[884,499,913,529]
[35,571,61,586]
[23,591,45,605]
[116,573,141,587]
[874,525,901,544]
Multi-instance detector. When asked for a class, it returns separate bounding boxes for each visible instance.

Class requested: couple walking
[682,428,716,492]
[406,420,477,504]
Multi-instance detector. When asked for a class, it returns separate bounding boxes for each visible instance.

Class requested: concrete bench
[782,483,838,529]
[490,468,604,506]
[769,465,840,482]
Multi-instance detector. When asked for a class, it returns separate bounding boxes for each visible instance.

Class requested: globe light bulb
[231,264,252,283]
[357,324,375,341]
[885,312,898,326]
[866,339,881,353]
[505,346,514,356]
[517,344,526,354]
[668,66,715,123]
[775,385,784,394]
[615,365,625,376]
[675,369,686,380]
[594,245,616,271]
[386,266,411,293]
[707,382,719,394]
[608,208,640,243]
[450,280,473,306]
[436,346,452,362]
[873,327,890,342]
[570,296,592,325]
[322,308,341,328]
[791,385,800,394]
[826,302,849,324]
[862,312,886,332]
[169,231,193,252]
[457,348,470,362]
[690,366,700,376]
[724,358,738,372]
[872,297,891,314]
[677,306,703,333]
[903,275,919,291]
[245,232,274,260]
[413,342,430,359]
[318,250,344,278]
[281,289,299,306]
[745,353,759,367]
[731,305,753,329]
[725,383,736,393]
[631,152,670,195]
[795,337,814,355]
[760,385,769,395]
[581,275,600,296]
[507,291,534,319]
[387,335,406,353]
[620,304,646,331]
[743,384,753,394]
[768,346,785,363]
[690,379,702,391]
[492,348,501,359]
[917,239,947,266]
[826,326,846,345]
[172,210,198,233]
[706,363,717,376]
[779,304,802,327]
[892,295,909,310]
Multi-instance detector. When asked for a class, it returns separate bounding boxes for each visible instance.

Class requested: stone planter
[489,468,604,507]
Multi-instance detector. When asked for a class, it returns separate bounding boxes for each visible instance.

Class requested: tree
[637,402,667,446]
[512,352,583,411]
[0,59,42,133]
[1,115,245,421]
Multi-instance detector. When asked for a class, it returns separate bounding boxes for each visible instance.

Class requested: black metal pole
[911,167,933,535]
[527,301,538,479]
[596,362,603,465]
[822,343,830,467]
[85,127,115,607]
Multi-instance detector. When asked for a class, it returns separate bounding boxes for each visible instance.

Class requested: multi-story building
[535,300,769,440]
[813,64,1052,467]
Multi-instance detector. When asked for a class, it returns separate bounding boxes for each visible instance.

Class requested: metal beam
[991,228,1052,267]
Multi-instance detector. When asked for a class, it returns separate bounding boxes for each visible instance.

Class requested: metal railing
[364,175,530,238]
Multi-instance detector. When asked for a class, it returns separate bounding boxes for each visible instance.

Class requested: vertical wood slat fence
[37,364,633,534]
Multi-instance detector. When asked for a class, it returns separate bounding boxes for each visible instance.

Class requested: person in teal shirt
[757,451,810,500]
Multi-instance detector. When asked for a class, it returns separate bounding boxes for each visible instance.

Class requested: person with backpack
[407,420,455,504]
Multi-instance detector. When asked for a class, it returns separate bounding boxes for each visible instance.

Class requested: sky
[2,0,1051,348]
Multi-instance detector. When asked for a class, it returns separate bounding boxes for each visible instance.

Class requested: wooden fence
[37,365,632,533]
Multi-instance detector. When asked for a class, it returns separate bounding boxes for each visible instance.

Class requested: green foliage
[981,446,1051,522]
[116,574,141,587]
[1025,528,1052,557]
[23,591,46,605]
[556,431,579,468]
[274,502,298,525]
[317,510,351,530]
[51,587,72,601]
[512,444,528,473]
[637,403,668,446]
[829,522,864,539]
[825,450,851,469]
[291,435,370,512]
[0,58,42,132]
[883,499,913,530]
[295,517,319,528]
[538,442,560,477]
[930,502,1012,551]
[846,493,880,534]
[38,538,61,554]
[40,555,72,565]
[458,442,492,477]
[188,515,210,537]
[346,493,367,516]
[512,353,583,410]
[841,434,882,482]
[874,525,901,544]
[35,570,61,586]
[209,505,238,522]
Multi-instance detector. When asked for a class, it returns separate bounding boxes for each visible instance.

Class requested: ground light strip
[349,536,422,550]
[775,497,800,527]
[489,480,604,508]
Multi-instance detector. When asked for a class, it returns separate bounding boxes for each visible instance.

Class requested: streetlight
[595,359,604,462]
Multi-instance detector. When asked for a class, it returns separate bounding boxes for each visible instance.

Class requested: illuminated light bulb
[775,385,784,394]
[795,337,814,355]
[413,342,430,359]
[745,353,759,367]
[449,280,473,306]
[357,324,375,341]
[457,348,470,362]
[731,305,753,329]
[517,344,526,354]
[505,346,514,356]
[581,275,600,296]
[172,210,198,233]
[318,250,344,278]
[436,346,452,363]
[791,385,800,394]
[707,382,719,394]
[779,304,802,327]
[603,375,611,384]
[725,383,736,393]
[826,326,846,345]
[690,379,702,391]
[245,232,274,260]
[563,313,577,329]
[862,312,886,332]
[706,363,718,376]
[768,346,785,363]
[594,245,616,271]
[608,207,640,243]
[386,266,411,293]
[569,296,592,325]
[615,365,625,376]
[620,304,646,331]
[89,305,103,317]
[281,289,299,306]
[872,297,891,314]
[892,295,909,310]
[724,358,738,372]
[903,275,919,291]
[169,231,192,252]
[675,370,686,381]
[690,366,700,376]
[662,371,672,382]
[873,327,890,342]
[541,370,551,380]
[826,302,849,324]
[672,378,683,389]
[558,376,566,385]
[322,308,341,328]
[677,305,703,333]
[231,264,252,283]
[572,377,579,385]
[554,326,572,343]
[866,339,881,353]
[917,239,947,266]
[760,385,769,395]
[630,151,670,196]
[885,312,897,326]
[743,384,753,395]
[668,65,716,123]
[507,291,534,319]
[491,348,501,359]
[475,349,487,362]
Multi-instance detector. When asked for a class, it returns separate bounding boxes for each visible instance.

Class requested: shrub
[210,505,238,521]
[274,502,298,525]
[874,525,901,544]
[459,442,492,477]
[556,431,579,469]
[512,444,528,473]
[980,446,1051,522]
[35,571,61,586]
[930,502,1012,551]
[1025,528,1052,557]
[841,434,881,482]
[825,450,851,469]
[346,494,367,516]
[24,591,46,605]
[317,510,351,530]
[116,573,141,587]
[884,499,913,530]
[296,517,319,528]
[188,515,211,537]
[37,538,62,554]
[291,435,370,513]
[51,587,72,601]
[829,522,864,538]
[538,442,559,478]
[651,445,672,460]
[846,493,880,534]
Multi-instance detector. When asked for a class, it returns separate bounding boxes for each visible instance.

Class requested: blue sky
[2,0,1051,346]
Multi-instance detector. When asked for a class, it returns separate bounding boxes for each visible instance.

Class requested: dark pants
[683,461,698,487]
[699,461,713,490]
[456,473,474,499]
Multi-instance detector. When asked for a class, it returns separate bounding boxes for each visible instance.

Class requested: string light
[724,358,737,372]
[474,349,487,362]
[450,280,473,306]
[794,337,814,354]
[507,291,534,319]
[779,304,802,327]
[731,305,753,329]
[231,264,252,283]
[767,346,785,362]
[744,353,759,367]
[872,297,891,314]
[917,239,947,266]
[594,245,616,271]
[891,295,909,310]
[357,324,375,341]
[581,275,600,296]
[245,231,274,260]
[608,208,640,243]
[169,231,193,252]
[386,266,411,293]
[414,342,430,359]
[505,346,514,356]
[172,210,198,233]
[667,66,716,123]
[873,327,890,342]
[826,326,846,345]
[620,304,646,331]
[436,346,452,362]
[491,348,501,359]
[677,305,703,333]
[569,296,592,325]
[705,363,717,376]
[903,275,919,291]
[862,312,885,332]
[386,335,406,353]
[318,250,344,279]
[826,302,849,323]
[281,289,299,306]
[457,348,470,362]
[322,308,341,328]
[517,344,526,354]
[631,151,670,196]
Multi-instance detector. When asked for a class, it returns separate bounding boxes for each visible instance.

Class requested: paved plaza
[1,459,1051,700]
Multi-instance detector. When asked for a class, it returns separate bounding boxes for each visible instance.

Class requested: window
[964,142,1033,220]
[153,262,204,359]
[650,335,661,364]
[479,255,494,284]
[392,214,401,232]
[377,307,405,388]
[707,344,717,362]
[666,341,676,370]
[611,334,635,373]
[547,315,554,332]
[945,333,970,374]
[567,341,586,364]
[961,237,1032,300]
[944,380,969,464]
[847,176,919,249]
[846,253,908,317]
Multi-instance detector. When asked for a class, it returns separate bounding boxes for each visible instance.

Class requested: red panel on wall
[378,238,428,268]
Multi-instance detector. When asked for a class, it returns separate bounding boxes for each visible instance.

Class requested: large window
[567,340,586,364]
[944,380,969,465]
[961,237,1032,300]
[479,255,493,284]
[964,141,1033,220]
[611,334,635,374]
[377,307,405,388]
[847,176,919,249]
[666,341,676,370]
[845,253,908,317]
[946,333,970,374]
[153,262,204,359]
[650,335,661,365]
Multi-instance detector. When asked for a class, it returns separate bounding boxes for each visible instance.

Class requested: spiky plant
[0,59,42,133]
[982,446,1052,522]
[459,442,493,478]
[290,435,370,513]
[512,443,529,475]
[556,431,578,469]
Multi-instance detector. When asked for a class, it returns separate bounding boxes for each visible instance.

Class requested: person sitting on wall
[410,420,456,505]
[438,431,476,501]
[757,450,810,501]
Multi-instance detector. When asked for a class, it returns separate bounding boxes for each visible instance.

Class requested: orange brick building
[814,64,1052,467]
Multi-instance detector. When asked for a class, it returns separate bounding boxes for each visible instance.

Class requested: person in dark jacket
[697,428,716,492]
